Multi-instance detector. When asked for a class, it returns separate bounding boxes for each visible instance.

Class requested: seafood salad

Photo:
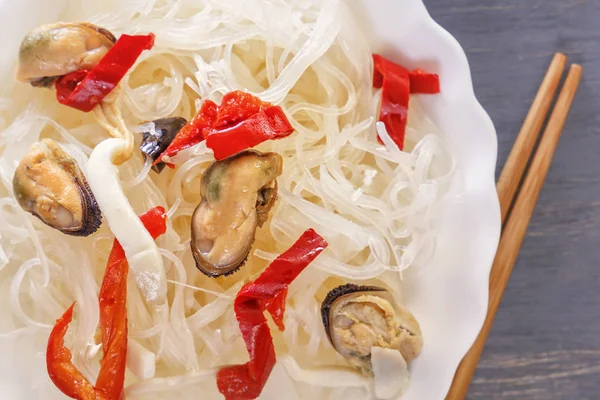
[0,0,454,399]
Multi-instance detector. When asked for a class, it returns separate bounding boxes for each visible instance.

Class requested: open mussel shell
[320,283,423,374]
[321,284,387,346]
[16,22,116,87]
[13,139,102,236]
[191,150,283,277]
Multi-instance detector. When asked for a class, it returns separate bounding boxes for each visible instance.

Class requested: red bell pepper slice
[216,229,328,400]
[156,99,218,166]
[206,91,293,160]
[157,91,294,164]
[409,68,440,94]
[373,54,411,150]
[206,105,294,160]
[46,206,167,400]
[372,54,440,150]
[47,303,97,400]
[54,33,155,112]
[55,70,90,105]
[213,90,271,129]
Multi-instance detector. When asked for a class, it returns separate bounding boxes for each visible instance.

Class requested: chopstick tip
[554,52,568,63]
[571,63,583,73]
[566,64,584,84]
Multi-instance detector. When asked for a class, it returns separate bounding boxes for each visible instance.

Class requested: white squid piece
[87,138,166,304]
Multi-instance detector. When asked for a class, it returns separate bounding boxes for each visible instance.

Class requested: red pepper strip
[156,99,219,166]
[217,229,328,400]
[46,206,168,400]
[55,70,89,105]
[373,54,410,150]
[213,90,271,129]
[372,54,411,150]
[409,68,440,94]
[94,263,128,400]
[158,91,293,163]
[206,105,294,160]
[95,206,167,398]
[54,34,155,112]
[372,54,441,150]
[47,303,97,400]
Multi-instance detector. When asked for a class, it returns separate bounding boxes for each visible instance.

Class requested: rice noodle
[123,156,153,188]
[0,0,455,399]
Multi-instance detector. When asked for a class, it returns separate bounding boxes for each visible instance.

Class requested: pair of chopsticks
[446,53,583,399]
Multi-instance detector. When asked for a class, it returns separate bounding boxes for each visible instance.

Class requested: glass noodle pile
[0,0,455,399]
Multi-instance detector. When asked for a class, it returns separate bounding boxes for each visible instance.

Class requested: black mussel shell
[139,117,187,172]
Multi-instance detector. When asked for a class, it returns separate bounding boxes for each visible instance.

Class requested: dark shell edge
[80,22,117,44]
[29,173,102,237]
[64,177,102,237]
[190,240,248,278]
[320,284,387,348]
[29,76,58,88]
[256,180,278,228]
[139,117,188,174]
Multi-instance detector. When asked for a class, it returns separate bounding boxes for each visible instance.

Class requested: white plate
[346,1,501,399]
[0,0,500,399]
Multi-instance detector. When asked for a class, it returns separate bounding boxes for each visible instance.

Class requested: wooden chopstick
[446,61,583,399]
[496,53,567,224]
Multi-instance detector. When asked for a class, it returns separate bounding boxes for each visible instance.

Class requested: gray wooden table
[425,0,600,399]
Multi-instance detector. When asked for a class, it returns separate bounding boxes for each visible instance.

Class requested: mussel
[16,22,116,87]
[13,139,102,236]
[191,150,283,277]
[321,284,423,374]
[138,117,187,173]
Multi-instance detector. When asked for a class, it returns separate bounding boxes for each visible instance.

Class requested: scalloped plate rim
[347,0,501,398]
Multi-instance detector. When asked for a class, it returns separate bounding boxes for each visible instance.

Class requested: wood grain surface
[425,0,600,399]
